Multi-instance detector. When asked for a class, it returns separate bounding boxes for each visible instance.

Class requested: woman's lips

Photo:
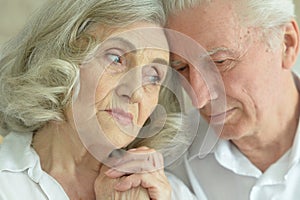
[106,109,133,126]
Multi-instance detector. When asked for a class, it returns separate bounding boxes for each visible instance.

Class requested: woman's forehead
[89,22,169,51]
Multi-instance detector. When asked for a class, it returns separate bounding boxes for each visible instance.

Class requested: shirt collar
[187,72,300,179]
[0,131,43,182]
[187,109,219,160]
[287,73,300,168]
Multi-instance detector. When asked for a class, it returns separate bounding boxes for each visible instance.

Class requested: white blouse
[0,131,194,200]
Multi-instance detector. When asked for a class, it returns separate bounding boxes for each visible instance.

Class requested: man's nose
[188,66,219,108]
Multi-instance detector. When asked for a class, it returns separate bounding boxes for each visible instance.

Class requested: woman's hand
[94,165,150,200]
[103,146,172,200]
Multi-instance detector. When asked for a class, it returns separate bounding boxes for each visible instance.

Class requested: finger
[114,172,171,200]
[105,147,155,167]
[106,152,164,177]
[105,160,156,178]
[105,149,163,177]
[114,174,142,191]
[104,168,127,178]
[127,146,150,152]
[114,173,155,191]
[152,150,164,170]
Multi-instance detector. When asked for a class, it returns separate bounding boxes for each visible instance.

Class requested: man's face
[167,0,286,141]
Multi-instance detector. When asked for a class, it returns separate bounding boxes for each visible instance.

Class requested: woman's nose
[114,67,144,104]
[130,87,144,104]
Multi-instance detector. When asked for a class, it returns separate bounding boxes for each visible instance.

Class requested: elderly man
[163,0,300,199]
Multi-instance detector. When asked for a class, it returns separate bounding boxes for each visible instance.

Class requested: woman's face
[73,22,169,149]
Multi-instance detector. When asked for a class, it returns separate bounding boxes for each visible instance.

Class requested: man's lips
[206,108,236,124]
[106,108,133,126]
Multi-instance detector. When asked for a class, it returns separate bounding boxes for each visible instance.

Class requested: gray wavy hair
[162,0,296,48]
[0,0,167,133]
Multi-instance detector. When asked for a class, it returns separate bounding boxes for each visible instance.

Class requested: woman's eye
[107,54,123,65]
[143,67,161,85]
[148,75,161,85]
[104,52,127,73]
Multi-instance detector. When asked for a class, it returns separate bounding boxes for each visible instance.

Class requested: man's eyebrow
[170,48,232,65]
[152,58,168,65]
[170,60,185,66]
[206,47,231,56]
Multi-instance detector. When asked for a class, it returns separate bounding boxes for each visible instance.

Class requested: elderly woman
[0,0,188,199]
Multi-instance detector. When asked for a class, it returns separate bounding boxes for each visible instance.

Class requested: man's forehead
[166,24,249,59]
[167,1,237,24]
[170,47,230,63]
[166,0,241,41]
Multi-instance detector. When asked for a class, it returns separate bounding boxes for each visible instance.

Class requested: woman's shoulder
[0,132,69,200]
[0,171,50,200]
[0,131,37,177]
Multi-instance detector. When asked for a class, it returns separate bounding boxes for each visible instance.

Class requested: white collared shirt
[0,131,69,200]
[0,131,193,200]
[168,74,300,200]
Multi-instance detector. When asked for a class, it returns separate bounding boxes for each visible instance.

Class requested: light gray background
[0,0,299,71]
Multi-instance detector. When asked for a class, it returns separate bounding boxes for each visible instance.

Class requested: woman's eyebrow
[104,37,137,53]
[102,38,169,66]
[152,58,168,65]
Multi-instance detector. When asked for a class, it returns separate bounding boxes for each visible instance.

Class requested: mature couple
[0,0,299,199]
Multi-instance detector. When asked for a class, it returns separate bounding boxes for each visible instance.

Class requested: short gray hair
[162,0,207,16]
[162,0,295,48]
[0,0,166,133]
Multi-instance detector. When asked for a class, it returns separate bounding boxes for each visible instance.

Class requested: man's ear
[282,19,299,69]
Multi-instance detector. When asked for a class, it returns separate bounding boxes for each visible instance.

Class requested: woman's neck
[32,121,102,200]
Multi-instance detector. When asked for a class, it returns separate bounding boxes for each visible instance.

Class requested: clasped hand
[94,146,171,200]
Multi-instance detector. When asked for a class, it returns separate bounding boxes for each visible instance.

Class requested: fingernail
[114,182,125,190]
[139,146,149,150]
[109,149,125,158]
[105,169,114,175]
[127,148,137,152]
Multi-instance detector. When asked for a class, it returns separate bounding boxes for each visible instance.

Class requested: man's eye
[171,59,188,72]
[213,57,235,65]
[214,60,226,64]
[176,65,188,72]
[171,63,188,72]
[213,58,235,72]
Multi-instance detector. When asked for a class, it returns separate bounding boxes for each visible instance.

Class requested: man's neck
[232,132,295,172]
[233,74,300,172]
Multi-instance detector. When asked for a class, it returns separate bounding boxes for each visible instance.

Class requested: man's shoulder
[165,165,198,200]
[166,153,192,189]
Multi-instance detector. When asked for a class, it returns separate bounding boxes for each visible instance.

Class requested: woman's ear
[282,19,300,69]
